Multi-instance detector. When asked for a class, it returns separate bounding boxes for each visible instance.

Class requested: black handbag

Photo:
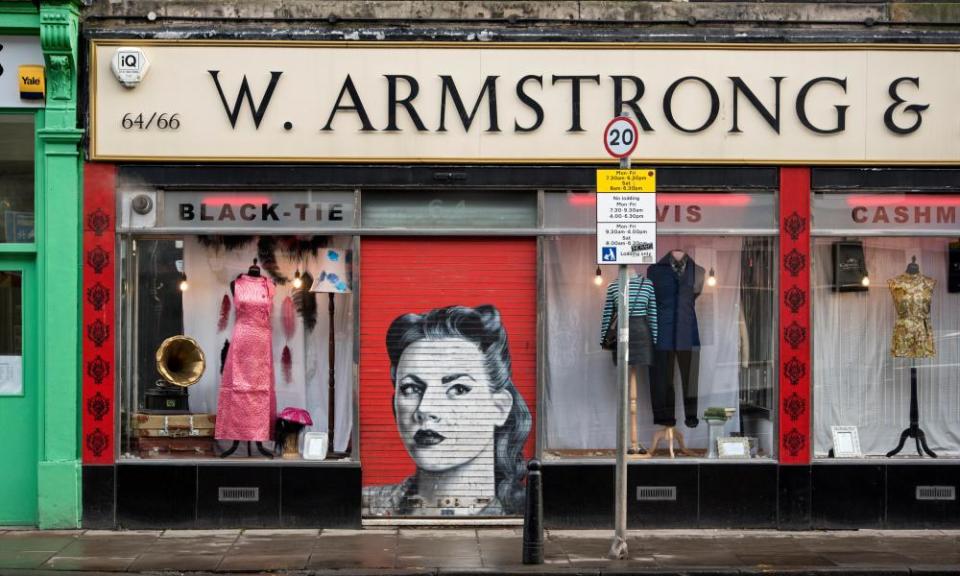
[601,307,618,351]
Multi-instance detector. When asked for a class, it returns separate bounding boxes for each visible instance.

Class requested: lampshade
[310,248,352,294]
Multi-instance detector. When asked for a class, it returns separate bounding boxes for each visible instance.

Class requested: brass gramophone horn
[156,335,206,387]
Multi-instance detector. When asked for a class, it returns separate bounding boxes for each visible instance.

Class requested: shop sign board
[121,190,356,231]
[597,169,657,264]
[812,192,960,235]
[91,41,960,164]
[0,36,44,108]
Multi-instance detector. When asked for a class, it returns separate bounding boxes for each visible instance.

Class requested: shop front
[0,1,83,528]
[80,39,959,529]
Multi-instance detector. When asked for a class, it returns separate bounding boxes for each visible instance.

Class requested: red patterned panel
[82,164,117,464]
[779,167,811,465]
[360,237,537,516]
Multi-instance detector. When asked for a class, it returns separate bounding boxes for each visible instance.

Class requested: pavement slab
[0,528,957,574]
[127,552,224,571]
[0,550,56,570]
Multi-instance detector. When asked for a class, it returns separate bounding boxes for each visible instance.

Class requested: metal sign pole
[609,152,631,559]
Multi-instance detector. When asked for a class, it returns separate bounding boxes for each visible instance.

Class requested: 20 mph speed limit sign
[603,116,638,159]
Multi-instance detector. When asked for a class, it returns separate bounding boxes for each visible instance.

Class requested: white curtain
[544,235,755,453]
[813,237,960,457]
[183,237,354,453]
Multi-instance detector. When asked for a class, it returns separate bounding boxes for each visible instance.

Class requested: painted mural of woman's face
[394,338,513,473]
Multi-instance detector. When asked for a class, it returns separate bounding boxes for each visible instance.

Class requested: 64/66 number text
[121,112,181,130]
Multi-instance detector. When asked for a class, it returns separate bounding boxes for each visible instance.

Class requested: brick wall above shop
[82,1,958,27]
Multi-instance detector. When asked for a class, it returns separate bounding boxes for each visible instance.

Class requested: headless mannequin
[648,249,701,458]
[220,258,274,459]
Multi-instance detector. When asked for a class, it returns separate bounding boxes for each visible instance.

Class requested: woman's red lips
[414,429,446,447]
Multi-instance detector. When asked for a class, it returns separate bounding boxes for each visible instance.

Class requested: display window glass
[813,236,960,459]
[541,191,778,461]
[0,115,34,243]
[119,234,355,461]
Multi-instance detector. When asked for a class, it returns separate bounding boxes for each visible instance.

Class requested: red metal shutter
[360,237,537,518]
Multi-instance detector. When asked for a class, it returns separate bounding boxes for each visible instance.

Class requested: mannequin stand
[887,364,936,458]
[649,426,693,458]
[628,368,648,456]
[221,440,274,458]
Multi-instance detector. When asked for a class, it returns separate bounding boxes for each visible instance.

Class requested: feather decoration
[197,235,255,251]
[291,272,318,332]
[282,296,296,340]
[279,235,329,259]
[256,236,288,285]
[220,339,230,375]
[217,294,232,333]
[281,345,292,384]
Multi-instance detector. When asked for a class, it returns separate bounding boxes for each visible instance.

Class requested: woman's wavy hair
[386,304,532,514]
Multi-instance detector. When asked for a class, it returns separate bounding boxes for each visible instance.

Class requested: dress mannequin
[600,268,658,456]
[886,255,937,458]
[645,249,705,457]
[218,258,276,458]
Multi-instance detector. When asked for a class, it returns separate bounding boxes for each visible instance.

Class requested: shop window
[362,190,537,229]
[813,236,960,459]
[0,116,34,243]
[119,235,355,461]
[541,191,778,461]
[0,271,23,396]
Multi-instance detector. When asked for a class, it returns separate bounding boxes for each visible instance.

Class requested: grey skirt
[628,316,655,366]
[611,316,655,366]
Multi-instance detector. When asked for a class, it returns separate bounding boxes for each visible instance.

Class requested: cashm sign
[91,41,960,164]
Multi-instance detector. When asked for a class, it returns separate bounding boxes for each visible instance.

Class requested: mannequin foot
[685,417,700,428]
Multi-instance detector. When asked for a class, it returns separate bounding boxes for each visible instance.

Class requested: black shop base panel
[542,462,960,530]
[82,463,361,529]
[83,462,959,529]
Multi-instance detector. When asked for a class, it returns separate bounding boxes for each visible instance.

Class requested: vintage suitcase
[133,413,216,438]
[134,436,216,459]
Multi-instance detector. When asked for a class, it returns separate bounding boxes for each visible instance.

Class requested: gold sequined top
[888,273,936,358]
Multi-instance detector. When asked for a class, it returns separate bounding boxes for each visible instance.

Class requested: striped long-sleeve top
[600,274,658,345]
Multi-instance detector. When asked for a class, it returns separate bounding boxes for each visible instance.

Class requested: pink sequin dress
[216,274,276,441]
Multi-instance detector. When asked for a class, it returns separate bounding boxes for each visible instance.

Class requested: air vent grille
[636,486,677,501]
[916,486,956,501]
[219,487,259,502]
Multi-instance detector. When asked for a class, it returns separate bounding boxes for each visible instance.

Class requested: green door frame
[0,0,84,528]
[0,257,37,524]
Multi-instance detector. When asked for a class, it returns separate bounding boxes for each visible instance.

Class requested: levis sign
[91,41,960,164]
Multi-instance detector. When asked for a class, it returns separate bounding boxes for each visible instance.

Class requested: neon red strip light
[567,193,753,207]
[845,195,960,207]
[201,195,273,206]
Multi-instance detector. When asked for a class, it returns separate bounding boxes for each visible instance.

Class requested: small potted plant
[704,407,735,459]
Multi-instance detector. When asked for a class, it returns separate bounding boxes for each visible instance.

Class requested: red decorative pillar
[82,164,117,464]
[779,167,811,464]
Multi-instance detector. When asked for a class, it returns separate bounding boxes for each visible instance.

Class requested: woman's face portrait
[393,337,513,473]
